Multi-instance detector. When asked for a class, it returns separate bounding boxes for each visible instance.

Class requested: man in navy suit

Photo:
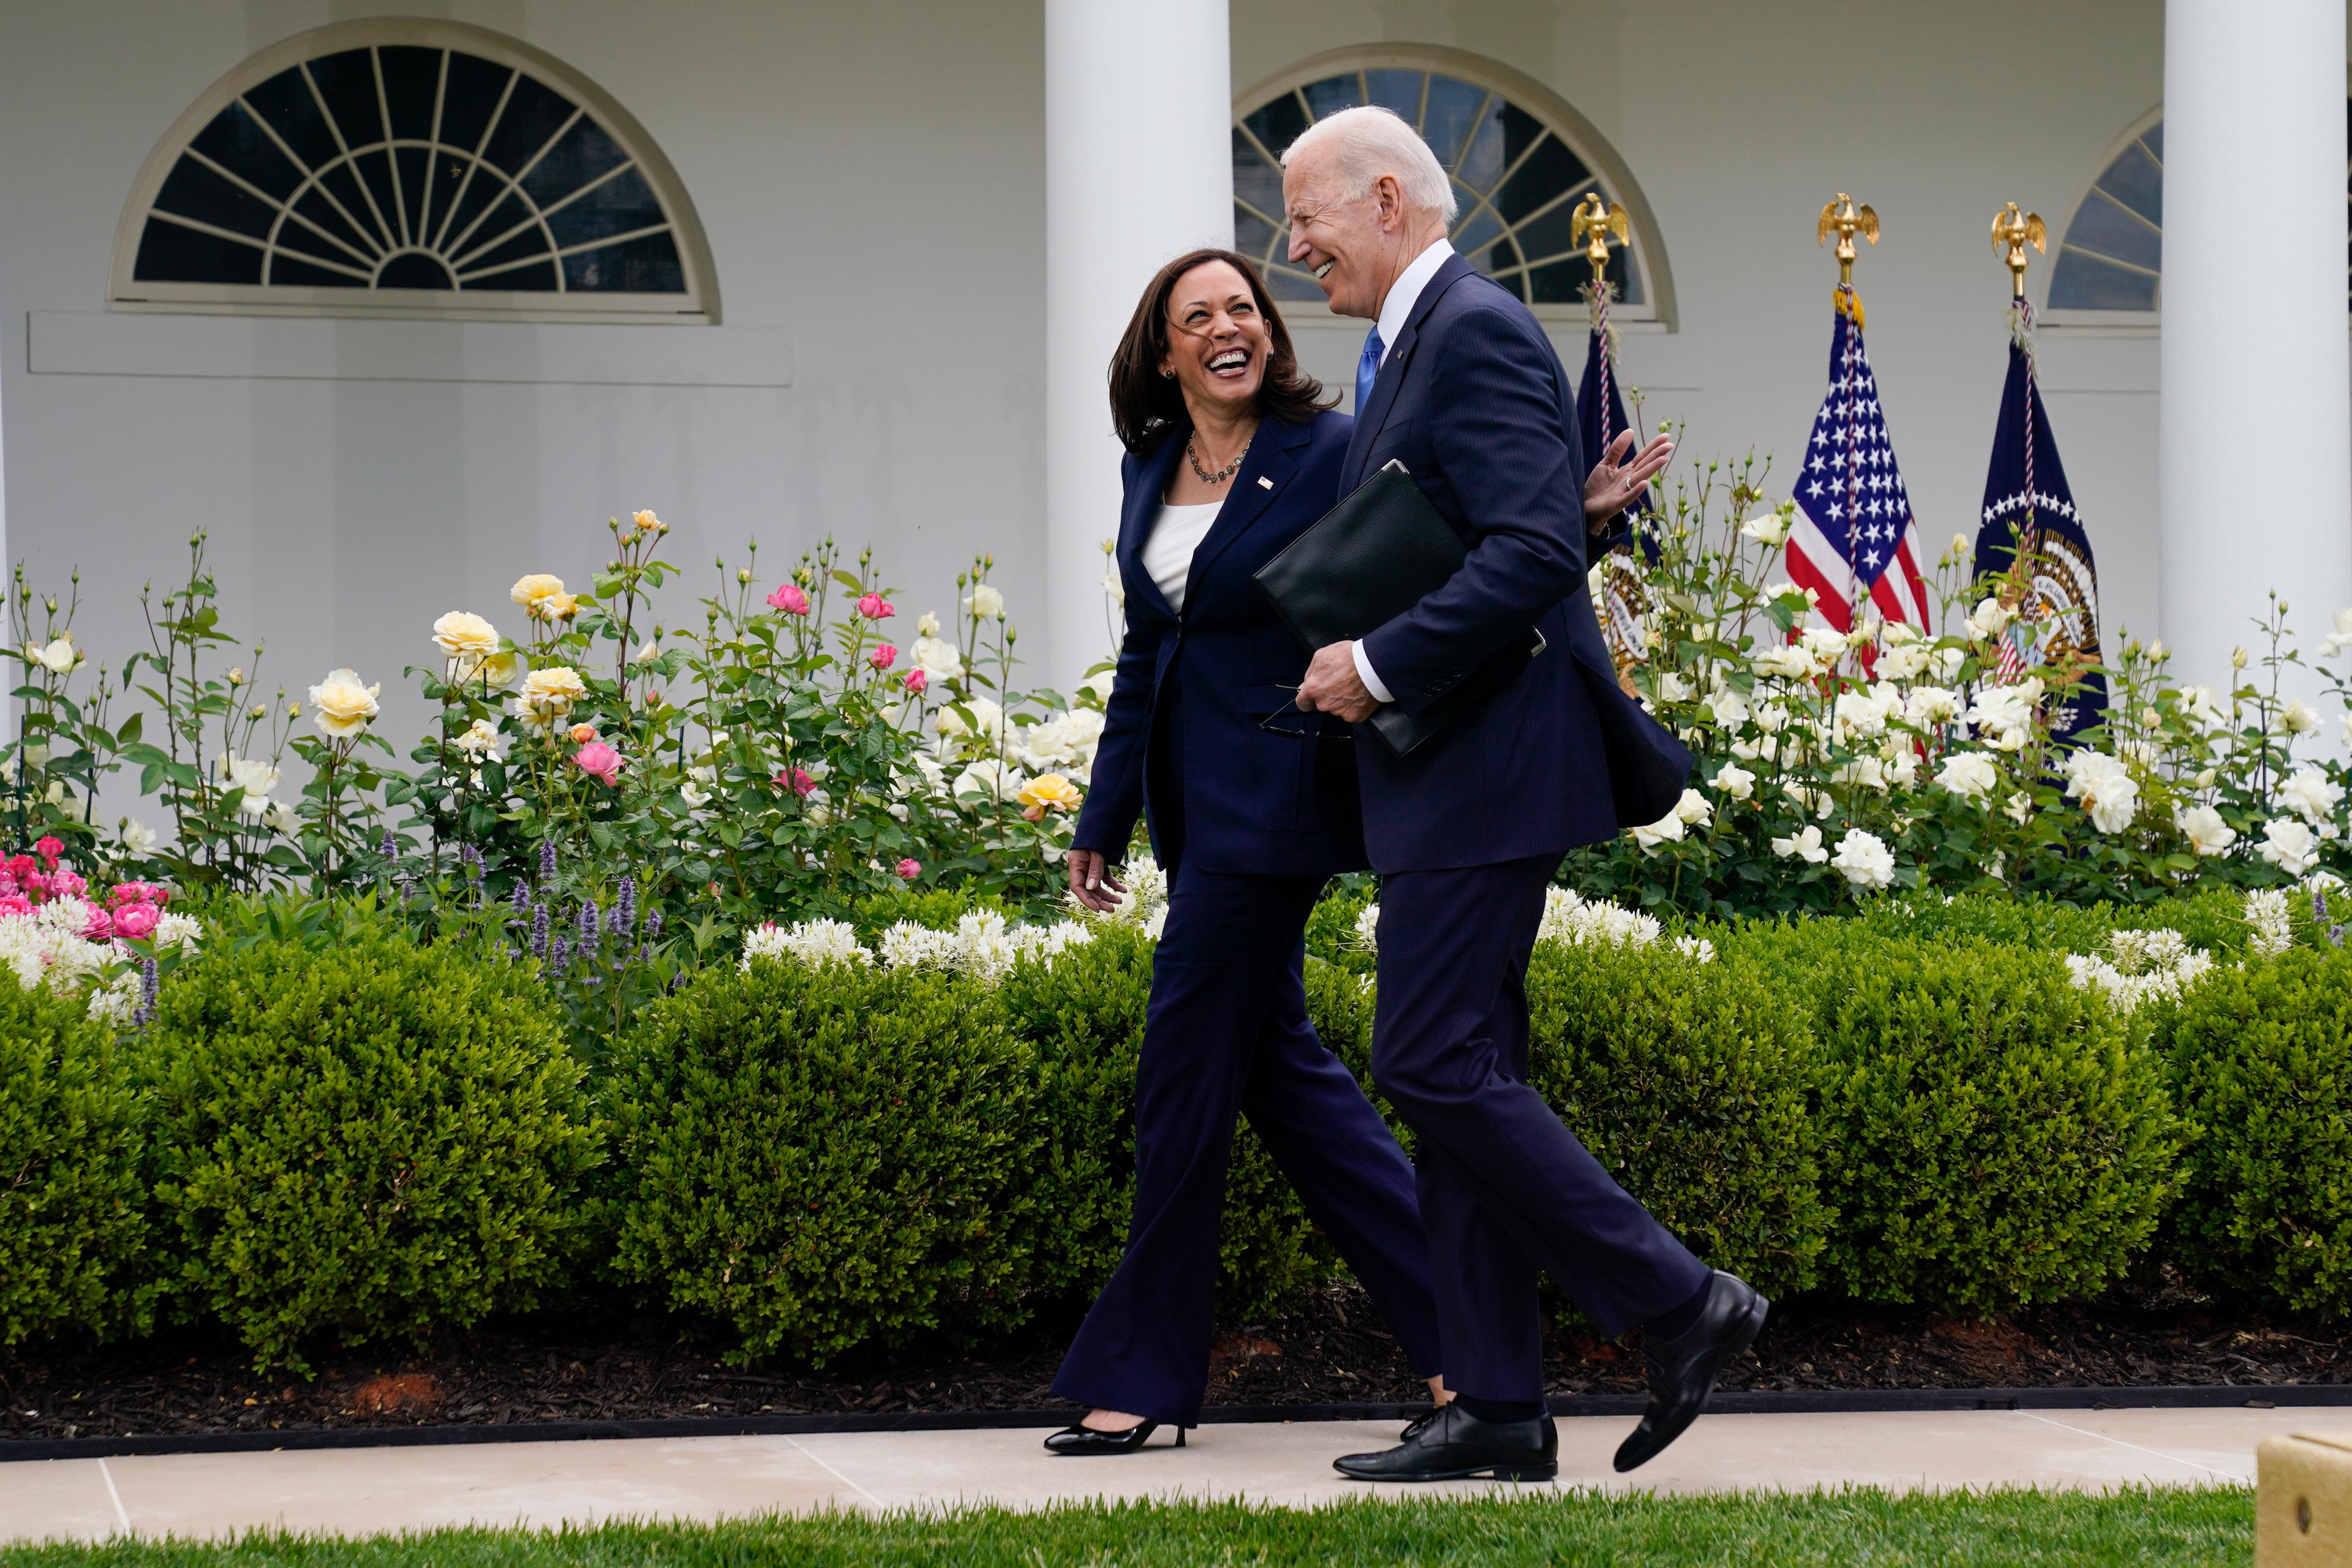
[1283,107,1769,1482]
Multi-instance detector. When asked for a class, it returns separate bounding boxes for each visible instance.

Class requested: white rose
[952,758,1025,802]
[1875,641,1932,680]
[1800,627,1849,663]
[1739,512,1790,547]
[1881,747,1920,790]
[263,799,299,835]
[1831,828,1895,891]
[1834,689,1892,740]
[2062,752,2140,834]
[453,718,502,756]
[1711,762,1755,800]
[1630,809,1686,851]
[965,583,1006,619]
[911,636,965,682]
[934,695,1004,744]
[1935,752,1999,800]
[2259,816,2323,876]
[1754,645,1815,680]
[1771,824,1829,864]
[916,612,943,638]
[2278,769,2345,824]
[1833,755,1888,791]
[1103,569,1126,608]
[431,611,500,663]
[2177,804,2237,857]
[2282,699,2321,736]
[2005,790,2034,824]
[510,573,565,609]
[1673,787,1712,826]
[1084,669,1117,701]
[1966,596,2015,642]
[1932,646,1968,681]
[29,636,75,674]
[1905,686,1960,726]
[308,668,381,739]
[1700,688,1750,729]
[2321,608,2352,658]
[117,818,158,857]
[1730,734,1778,764]
[1656,672,1693,704]
[213,753,281,799]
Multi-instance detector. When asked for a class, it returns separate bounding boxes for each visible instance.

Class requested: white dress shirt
[1140,499,1223,614]
[1350,238,1455,706]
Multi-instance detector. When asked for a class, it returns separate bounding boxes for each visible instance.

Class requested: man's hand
[1296,641,1379,723]
[1585,429,1676,530]
[1067,848,1127,914]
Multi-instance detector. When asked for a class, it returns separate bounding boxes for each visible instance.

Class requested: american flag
[1785,288,1931,635]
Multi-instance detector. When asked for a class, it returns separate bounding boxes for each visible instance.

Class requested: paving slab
[1,1406,2299,1545]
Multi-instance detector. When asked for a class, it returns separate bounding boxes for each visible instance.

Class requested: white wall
[1239,0,2172,651]
[0,0,1049,761]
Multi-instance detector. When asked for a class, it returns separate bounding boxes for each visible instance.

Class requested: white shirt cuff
[1351,639,1395,705]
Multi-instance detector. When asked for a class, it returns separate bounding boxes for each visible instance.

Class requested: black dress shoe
[1335,1400,1558,1482]
[1398,1403,1446,1442]
[1612,1270,1770,1473]
[1042,1419,1183,1455]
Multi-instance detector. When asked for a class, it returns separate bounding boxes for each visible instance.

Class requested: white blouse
[1140,499,1224,614]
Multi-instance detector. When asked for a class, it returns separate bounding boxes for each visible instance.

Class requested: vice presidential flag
[1786,290,1931,634]
[1579,312,1656,676]
[1974,333,2107,744]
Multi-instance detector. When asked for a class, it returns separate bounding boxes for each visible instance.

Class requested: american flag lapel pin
[1257,475,1274,489]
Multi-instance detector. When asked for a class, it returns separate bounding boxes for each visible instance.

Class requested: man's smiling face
[1282,144,1388,321]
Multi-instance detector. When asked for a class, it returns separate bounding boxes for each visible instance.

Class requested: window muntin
[2048,102,2352,314]
[113,21,715,321]
[1234,63,1648,314]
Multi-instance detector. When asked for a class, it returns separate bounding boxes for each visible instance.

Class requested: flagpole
[1571,194,1630,450]
[1819,194,1879,636]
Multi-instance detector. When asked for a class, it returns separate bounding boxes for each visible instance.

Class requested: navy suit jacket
[1071,410,1368,878]
[1344,252,1691,872]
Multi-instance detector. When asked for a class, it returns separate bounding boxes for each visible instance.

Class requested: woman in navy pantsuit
[1042,249,1446,1455]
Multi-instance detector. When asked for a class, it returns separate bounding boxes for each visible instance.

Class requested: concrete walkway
[1,1406,2303,1544]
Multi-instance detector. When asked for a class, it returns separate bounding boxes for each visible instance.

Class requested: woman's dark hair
[1107,247,1336,454]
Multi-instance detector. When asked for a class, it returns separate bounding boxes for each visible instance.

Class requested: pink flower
[112,902,159,941]
[767,584,810,616]
[777,767,817,797]
[51,870,86,900]
[20,872,48,900]
[869,643,899,671]
[895,858,921,880]
[108,882,152,909]
[856,593,895,620]
[82,907,113,942]
[34,837,62,864]
[4,856,33,881]
[902,669,928,695]
[573,741,624,786]
[0,895,31,918]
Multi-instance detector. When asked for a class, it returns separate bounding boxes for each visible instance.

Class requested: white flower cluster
[742,908,1096,984]
[1082,854,1170,939]
[2245,888,2295,957]
[2064,927,2214,1015]
[0,897,201,1020]
[1354,888,1712,963]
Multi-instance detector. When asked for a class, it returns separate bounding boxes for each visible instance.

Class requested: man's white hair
[1281,105,1459,224]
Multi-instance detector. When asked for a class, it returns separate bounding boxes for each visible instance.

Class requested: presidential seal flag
[1973,314,2108,744]
[1578,282,1656,679]
[1785,287,1932,637]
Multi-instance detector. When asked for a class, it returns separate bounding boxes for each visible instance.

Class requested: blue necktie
[1355,326,1385,414]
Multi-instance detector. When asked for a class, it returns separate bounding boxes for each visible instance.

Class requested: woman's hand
[1068,848,1128,914]
[1584,429,1675,529]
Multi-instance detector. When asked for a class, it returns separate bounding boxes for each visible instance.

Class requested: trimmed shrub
[1001,927,1343,1321]
[1847,889,2263,960]
[0,985,156,1346]
[147,927,599,1371]
[1525,942,1830,1302]
[1733,921,2182,1314]
[2158,947,2352,1314]
[609,959,1048,1364]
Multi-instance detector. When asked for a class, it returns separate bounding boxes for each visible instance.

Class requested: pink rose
[51,870,86,899]
[856,593,895,620]
[0,895,31,918]
[869,643,898,671]
[82,907,113,942]
[34,837,62,864]
[895,859,921,880]
[767,584,810,616]
[112,902,159,941]
[4,856,33,881]
[20,872,48,900]
[573,741,624,786]
[776,767,817,797]
[903,669,928,695]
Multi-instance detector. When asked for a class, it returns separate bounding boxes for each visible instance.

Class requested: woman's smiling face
[1157,259,1270,423]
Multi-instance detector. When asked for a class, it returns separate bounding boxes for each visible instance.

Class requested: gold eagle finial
[1817,193,1879,286]
[1989,202,2046,300]
[1569,192,1630,284]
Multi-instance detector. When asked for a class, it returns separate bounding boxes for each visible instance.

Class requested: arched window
[111,20,718,322]
[2048,99,2352,314]
[1232,47,1672,324]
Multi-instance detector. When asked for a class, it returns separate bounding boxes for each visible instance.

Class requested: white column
[2160,0,2352,695]
[1044,0,1232,681]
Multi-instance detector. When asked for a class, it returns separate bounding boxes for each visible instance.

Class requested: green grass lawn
[1,1487,2252,1567]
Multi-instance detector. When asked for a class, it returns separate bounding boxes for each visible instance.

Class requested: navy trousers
[1051,864,1442,1427]
[1371,853,1711,1403]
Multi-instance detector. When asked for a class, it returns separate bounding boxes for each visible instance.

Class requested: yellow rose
[1016,772,1082,821]
[473,649,526,690]
[532,592,581,622]
[510,573,565,609]
[308,667,381,739]
[432,610,499,657]
[631,508,665,533]
[514,665,588,730]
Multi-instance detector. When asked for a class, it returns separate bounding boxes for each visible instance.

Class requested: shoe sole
[1336,1459,1558,1483]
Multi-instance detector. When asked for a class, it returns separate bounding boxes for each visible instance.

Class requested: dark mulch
[5,1281,2347,1442]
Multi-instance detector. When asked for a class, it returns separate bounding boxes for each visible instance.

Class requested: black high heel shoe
[1042,1418,1186,1455]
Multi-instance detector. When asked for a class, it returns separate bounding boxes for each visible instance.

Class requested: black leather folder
[1254,461,1545,756]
